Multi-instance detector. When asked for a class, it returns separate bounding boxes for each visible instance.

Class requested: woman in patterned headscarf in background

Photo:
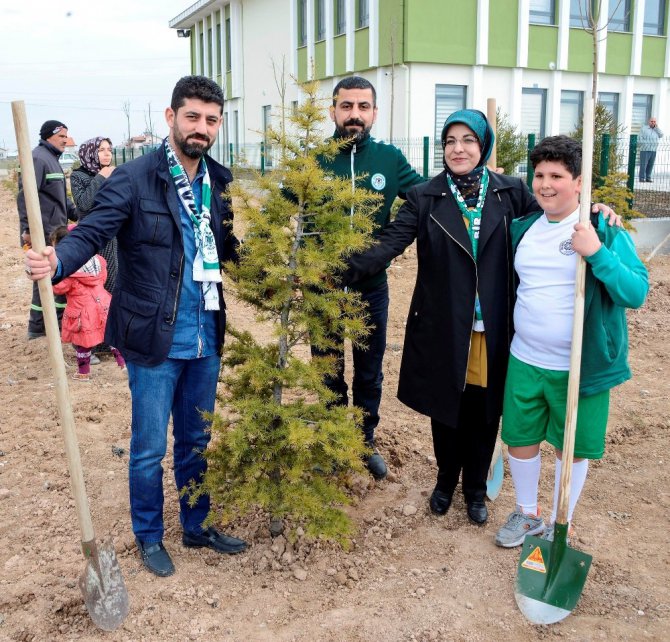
[70,137,118,293]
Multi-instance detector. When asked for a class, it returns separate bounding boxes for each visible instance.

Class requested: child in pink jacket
[51,225,126,380]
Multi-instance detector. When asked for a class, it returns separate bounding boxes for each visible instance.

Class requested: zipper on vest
[168,253,185,325]
[430,212,478,391]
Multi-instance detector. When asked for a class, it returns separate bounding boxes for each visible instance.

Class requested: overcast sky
[0,0,193,152]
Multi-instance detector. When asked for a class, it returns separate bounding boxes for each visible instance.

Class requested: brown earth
[0,182,668,642]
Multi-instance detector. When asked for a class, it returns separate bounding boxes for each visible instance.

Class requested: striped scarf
[165,139,221,311]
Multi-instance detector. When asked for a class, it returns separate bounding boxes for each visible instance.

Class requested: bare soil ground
[0,183,668,641]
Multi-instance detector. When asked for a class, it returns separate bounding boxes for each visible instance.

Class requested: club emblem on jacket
[371,173,386,191]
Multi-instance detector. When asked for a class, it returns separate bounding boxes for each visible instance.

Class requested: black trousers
[28,280,65,334]
[431,384,499,503]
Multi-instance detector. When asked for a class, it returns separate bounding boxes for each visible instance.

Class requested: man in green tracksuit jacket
[313,76,425,480]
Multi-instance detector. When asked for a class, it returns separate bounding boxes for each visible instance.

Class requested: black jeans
[311,282,389,443]
[431,384,499,503]
[28,280,65,335]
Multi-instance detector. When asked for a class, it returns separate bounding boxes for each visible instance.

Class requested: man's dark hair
[530,135,582,178]
[171,75,224,113]
[332,76,376,106]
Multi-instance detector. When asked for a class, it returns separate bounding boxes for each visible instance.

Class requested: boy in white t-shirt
[494,135,648,548]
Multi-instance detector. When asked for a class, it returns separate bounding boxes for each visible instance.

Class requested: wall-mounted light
[177,29,191,38]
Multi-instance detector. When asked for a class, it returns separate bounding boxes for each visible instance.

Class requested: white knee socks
[550,457,589,524]
[508,452,542,516]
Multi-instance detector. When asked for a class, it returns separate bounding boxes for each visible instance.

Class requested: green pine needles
[193,81,382,544]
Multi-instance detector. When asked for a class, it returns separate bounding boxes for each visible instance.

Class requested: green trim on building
[297,47,308,83]
[377,0,405,67]
[488,0,518,67]
[405,0,476,64]
[641,36,667,77]
[226,71,232,99]
[191,36,196,74]
[605,32,632,75]
[528,26,558,70]
[567,27,593,72]
[333,35,347,76]
[314,41,327,78]
[354,28,370,70]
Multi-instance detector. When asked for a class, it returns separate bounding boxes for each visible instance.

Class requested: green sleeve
[586,224,649,309]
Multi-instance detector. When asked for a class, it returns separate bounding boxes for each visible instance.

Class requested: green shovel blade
[515,523,592,625]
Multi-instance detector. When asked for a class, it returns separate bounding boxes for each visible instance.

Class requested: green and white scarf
[165,139,221,311]
[447,167,489,328]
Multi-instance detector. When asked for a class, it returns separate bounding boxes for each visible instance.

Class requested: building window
[434,84,467,165]
[316,0,326,41]
[608,0,631,32]
[644,0,666,35]
[521,88,547,139]
[233,110,239,155]
[357,0,369,28]
[569,0,592,27]
[560,90,583,134]
[225,18,232,72]
[336,0,346,35]
[216,23,222,76]
[632,94,653,133]
[223,112,229,153]
[298,0,307,46]
[199,30,205,74]
[207,27,213,75]
[530,0,556,25]
[598,92,619,123]
[262,105,273,168]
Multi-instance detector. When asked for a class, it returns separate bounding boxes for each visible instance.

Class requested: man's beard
[173,124,214,159]
[335,118,371,143]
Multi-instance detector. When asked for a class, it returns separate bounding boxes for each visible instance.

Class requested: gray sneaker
[495,509,545,548]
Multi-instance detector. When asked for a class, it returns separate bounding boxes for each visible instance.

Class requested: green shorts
[501,355,609,459]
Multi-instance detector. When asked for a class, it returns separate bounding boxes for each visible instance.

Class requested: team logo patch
[371,173,386,191]
[559,238,575,255]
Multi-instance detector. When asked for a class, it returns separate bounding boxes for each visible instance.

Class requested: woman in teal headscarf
[342,109,539,524]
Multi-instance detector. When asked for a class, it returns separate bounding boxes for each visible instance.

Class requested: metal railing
[110,135,670,218]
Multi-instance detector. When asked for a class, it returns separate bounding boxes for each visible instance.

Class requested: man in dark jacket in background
[314,77,425,480]
[17,120,78,338]
[24,76,247,577]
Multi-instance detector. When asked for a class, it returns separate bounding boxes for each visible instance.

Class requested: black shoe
[182,527,247,554]
[466,500,488,525]
[137,540,175,577]
[429,488,452,515]
[27,331,46,340]
[363,443,388,480]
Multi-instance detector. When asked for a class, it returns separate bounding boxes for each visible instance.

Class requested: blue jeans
[311,282,389,443]
[639,150,657,180]
[126,354,221,544]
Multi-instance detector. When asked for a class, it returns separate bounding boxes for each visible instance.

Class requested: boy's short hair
[332,76,377,106]
[530,135,582,178]
[171,75,224,114]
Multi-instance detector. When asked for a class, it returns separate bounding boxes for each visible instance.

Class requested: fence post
[122,148,126,164]
[526,134,536,191]
[260,141,265,175]
[599,133,611,185]
[422,136,429,179]
[627,134,638,207]
[229,143,234,167]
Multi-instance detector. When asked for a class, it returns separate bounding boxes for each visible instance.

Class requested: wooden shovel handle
[12,101,96,544]
[557,97,595,525]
